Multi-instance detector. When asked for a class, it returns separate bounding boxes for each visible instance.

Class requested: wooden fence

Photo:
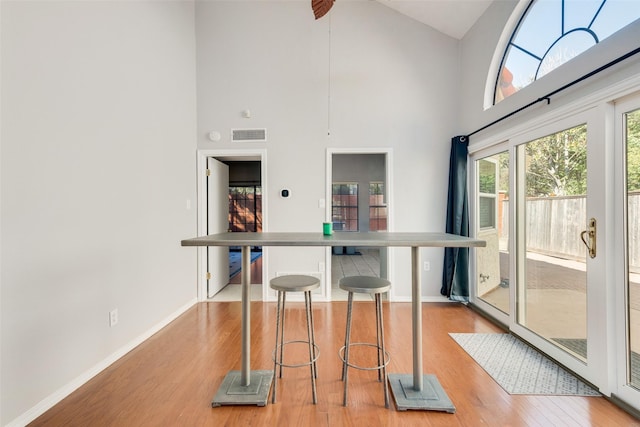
[500,192,640,270]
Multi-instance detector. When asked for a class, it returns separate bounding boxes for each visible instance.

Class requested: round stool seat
[270,274,320,293]
[339,276,390,294]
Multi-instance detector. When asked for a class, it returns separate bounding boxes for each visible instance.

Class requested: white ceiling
[229,0,494,40]
[374,0,494,39]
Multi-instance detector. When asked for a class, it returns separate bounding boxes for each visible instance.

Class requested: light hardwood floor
[30,302,639,426]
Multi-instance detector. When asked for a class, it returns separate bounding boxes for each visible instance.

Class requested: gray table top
[181,231,486,248]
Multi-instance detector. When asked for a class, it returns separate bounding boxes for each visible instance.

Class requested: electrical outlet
[423,261,431,271]
[109,309,118,327]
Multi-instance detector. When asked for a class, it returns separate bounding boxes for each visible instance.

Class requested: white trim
[6,299,197,427]
[195,148,268,302]
[392,295,453,304]
[471,73,640,154]
[612,93,640,409]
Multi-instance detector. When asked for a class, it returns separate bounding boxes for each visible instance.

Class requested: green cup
[323,222,333,235]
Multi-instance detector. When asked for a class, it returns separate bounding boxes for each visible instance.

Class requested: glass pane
[476,151,510,314]
[369,182,387,231]
[228,186,262,232]
[517,124,588,361]
[478,159,497,193]
[590,0,640,40]
[537,30,596,79]
[512,0,559,58]
[479,197,496,229]
[332,183,358,231]
[565,0,604,30]
[496,48,539,103]
[625,108,640,389]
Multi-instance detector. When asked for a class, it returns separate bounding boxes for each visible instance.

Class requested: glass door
[614,94,640,409]
[475,151,510,316]
[512,108,607,385]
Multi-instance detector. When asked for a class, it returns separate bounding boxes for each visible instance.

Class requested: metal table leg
[212,245,273,407]
[388,247,455,412]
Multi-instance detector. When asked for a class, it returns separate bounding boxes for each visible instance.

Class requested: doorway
[510,109,607,387]
[224,161,263,287]
[472,108,608,389]
[196,149,267,302]
[327,149,393,301]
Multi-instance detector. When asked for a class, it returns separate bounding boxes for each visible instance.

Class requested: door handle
[580,217,596,259]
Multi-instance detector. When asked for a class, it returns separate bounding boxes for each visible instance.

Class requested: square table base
[388,373,456,413]
[211,370,273,407]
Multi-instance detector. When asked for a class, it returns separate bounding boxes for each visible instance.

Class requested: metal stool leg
[304,291,318,404]
[272,290,283,404]
[309,292,318,380]
[376,293,389,408]
[278,291,287,379]
[342,291,354,406]
[376,294,382,382]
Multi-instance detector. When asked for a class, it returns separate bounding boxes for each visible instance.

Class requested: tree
[525,124,587,197]
[627,109,640,192]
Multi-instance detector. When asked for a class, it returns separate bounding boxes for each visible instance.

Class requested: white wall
[195,1,460,300]
[0,1,198,425]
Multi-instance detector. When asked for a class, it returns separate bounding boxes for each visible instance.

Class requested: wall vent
[232,128,267,142]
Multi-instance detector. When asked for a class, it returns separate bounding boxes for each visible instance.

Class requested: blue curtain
[441,135,469,301]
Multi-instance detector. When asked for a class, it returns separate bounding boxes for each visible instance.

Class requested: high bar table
[181,231,485,410]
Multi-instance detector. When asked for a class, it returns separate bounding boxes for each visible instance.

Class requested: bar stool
[270,274,320,404]
[339,275,391,408]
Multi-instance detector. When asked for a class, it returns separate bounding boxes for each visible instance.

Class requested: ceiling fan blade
[312,0,335,20]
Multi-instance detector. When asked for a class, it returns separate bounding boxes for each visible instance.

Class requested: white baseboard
[7,298,197,427]
[391,295,455,303]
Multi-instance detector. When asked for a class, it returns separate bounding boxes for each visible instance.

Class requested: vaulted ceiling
[374,0,494,39]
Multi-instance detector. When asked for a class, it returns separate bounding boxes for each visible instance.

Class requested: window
[369,182,387,231]
[332,183,358,231]
[494,0,640,104]
[478,158,498,229]
[228,186,262,232]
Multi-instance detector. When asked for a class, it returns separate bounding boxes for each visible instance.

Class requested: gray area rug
[450,333,601,396]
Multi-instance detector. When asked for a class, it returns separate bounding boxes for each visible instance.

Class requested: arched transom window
[495,0,640,104]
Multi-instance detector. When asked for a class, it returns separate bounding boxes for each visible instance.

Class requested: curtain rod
[467,46,640,138]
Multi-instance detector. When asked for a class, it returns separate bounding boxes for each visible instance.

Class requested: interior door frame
[196,148,268,302]
[325,148,394,300]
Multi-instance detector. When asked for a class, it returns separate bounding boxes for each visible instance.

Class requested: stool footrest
[339,343,390,371]
[272,340,320,369]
